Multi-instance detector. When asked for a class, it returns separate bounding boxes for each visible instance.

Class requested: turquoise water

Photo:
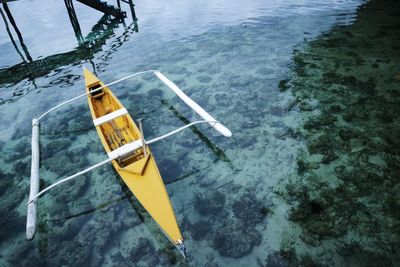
[1,0,399,266]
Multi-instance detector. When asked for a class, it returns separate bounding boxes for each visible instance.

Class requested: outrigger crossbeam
[27,119,218,205]
[26,69,232,252]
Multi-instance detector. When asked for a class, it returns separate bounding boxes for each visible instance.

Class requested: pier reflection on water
[0,0,138,95]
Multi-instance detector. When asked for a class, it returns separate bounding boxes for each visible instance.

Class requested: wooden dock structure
[77,0,127,18]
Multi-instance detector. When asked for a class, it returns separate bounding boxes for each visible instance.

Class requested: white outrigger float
[26,67,231,259]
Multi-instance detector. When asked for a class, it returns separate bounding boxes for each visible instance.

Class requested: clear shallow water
[1,0,399,266]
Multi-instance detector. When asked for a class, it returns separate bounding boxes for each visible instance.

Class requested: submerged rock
[194,191,226,216]
[338,128,357,141]
[191,220,211,241]
[213,226,261,258]
[56,241,90,266]
[278,79,290,92]
[158,158,183,183]
[14,160,30,177]
[300,232,321,247]
[0,210,24,241]
[304,114,336,130]
[227,74,253,89]
[147,88,163,98]
[232,193,267,226]
[42,139,71,160]
[214,93,231,107]
[378,110,395,123]
[197,63,221,75]
[235,135,257,149]
[304,220,338,237]
[297,158,320,174]
[308,135,332,154]
[328,104,342,113]
[265,251,291,267]
[270,106,285,117]
[130,238,155,263]
[321,151,338,164]
[0,171,13,197]
[197,75,212,84]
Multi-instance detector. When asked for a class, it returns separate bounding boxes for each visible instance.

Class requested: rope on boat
[36,69,157,122]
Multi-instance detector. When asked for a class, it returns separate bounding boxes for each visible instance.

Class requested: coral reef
[279,0,400,265]
[189,188,271,260]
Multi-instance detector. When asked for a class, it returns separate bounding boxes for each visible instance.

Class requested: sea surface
[1,0,399,266]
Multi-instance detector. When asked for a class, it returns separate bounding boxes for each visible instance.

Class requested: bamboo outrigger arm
[26,69,232,242]
[154,71,232,137]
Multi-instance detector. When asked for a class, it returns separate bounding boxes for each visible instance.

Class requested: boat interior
[87,83,146,168]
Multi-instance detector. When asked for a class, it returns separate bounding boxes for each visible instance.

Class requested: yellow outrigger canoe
[27,67,232,259]
[84,69,185,255]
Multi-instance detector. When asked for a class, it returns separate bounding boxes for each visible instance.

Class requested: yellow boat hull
[84,69,183,245]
